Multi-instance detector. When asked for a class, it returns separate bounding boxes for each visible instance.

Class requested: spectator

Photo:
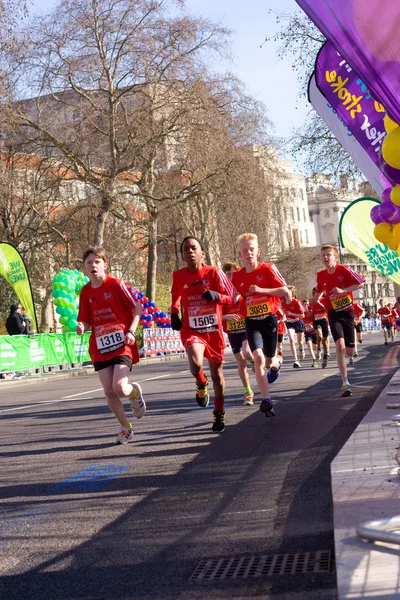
[5,304,26,336]
[20,307,33,335]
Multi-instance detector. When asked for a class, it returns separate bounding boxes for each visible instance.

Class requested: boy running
[313,245,365,397]
[222,262,254,406]
[309,287,330,367]
[76,248,145,445]
[353,302,364,359]
[302,299,318,367]
[281,287,305,368]
[232,233,291,418]
[378,299,394,345]
[170,236,233,433]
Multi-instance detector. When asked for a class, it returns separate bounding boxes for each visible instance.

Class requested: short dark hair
[222,261,240,273]
[83,247,108,263]
[180,236,204,254]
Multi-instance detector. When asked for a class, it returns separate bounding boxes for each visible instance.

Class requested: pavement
[332,351,400,599]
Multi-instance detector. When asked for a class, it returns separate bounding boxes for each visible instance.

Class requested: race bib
[246,301,271,318]
[227,319,245,332]
[331,294,352,311]
[188,313,218,331]
[95,323,125,354]
[305,323,313,332]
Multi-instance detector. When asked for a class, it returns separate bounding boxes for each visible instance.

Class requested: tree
[1,0,231,298]
[266,10,362,179]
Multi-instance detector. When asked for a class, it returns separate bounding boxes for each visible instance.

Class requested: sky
[32,0,309,160]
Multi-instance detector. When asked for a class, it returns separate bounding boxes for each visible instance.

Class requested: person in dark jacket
[5,304,26,336]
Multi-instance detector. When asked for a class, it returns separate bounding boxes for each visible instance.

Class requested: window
[305,230,309,244]
[299,231,303,244]
[303,208,306,221]
[324,209,330,218]
[377,284,382,296]
[299,188,304,201]
[297,207,300,221]
[290,207,294,221]
[292,229,299,247]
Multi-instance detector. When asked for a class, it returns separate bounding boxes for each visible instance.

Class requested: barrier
[142,327,184,357]
[361,317,381,331]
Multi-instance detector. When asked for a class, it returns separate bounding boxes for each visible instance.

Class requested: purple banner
[315,42,386,170]
[295,0,400,124]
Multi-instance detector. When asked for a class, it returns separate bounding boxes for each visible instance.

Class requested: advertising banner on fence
[295,0,400,124]
[0,333,91,371]
[0,243,38,331]
[339,197,400,284]
[308,74,386,195]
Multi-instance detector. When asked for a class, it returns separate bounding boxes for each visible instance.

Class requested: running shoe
[354,351,359,358]
[267,363,281,383]
[293,360,301,368]
[359,340,362,344]
[130,383,146,418]
[340,383,352,397]
[212,410,225,433]
[312,359,318,367]
[348,357,354,366]
[243,392,254,406]
[196,381,209,407]
[326,352,331,357]
[321,354,328,369]
[260,398,275,418]
[115,427,134,445]
[385,341,388,345]
[300,348,306,360]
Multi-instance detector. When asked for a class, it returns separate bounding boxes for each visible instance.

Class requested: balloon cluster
[370,112,400,250]
[52,269,89,332]
[129,287,171,329]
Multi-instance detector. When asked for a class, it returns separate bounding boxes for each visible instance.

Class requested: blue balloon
[160,312,166,318]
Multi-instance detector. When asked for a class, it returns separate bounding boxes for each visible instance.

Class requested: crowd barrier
[362,317,382,331]
[142,327,185,356]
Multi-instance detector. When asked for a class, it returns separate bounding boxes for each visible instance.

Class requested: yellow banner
[339,197,400,284]
[0,243,37,330]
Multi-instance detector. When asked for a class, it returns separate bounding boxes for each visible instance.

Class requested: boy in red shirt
[222,262,254,406]
[232,233,291,418]
[378,299,394,344]
[302,299,318,367]
[353,302,364,359]
[281,287,305,368]
[170,236,233,433]
[77,248,145,445]
[313,245,365,396]
[390,304,399,339]
[309,288,330,367]
[276,305,287,360]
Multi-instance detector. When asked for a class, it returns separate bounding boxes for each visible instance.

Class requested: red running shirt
[309,298,328,320]
[78,275,139,364]
[281,298,305,322]
[353,303,364,321]
[232,263,286,320]
[170,264,233,334]
[378,306,391,323]
[222,301,246,335]
[316,265,365,312]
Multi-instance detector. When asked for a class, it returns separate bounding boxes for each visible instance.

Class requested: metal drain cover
[190,550,332,581]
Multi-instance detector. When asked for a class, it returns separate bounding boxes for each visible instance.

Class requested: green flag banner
[0,243,38,330]
[339,197,400,284]
[0,332,91,371]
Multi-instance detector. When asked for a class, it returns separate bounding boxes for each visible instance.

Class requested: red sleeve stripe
[348,269,365,284]
[271,264,286,286]
[218,269,234,295]
[120,280,137,307]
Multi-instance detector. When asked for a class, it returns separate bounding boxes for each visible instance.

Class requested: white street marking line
[62,388,103,398]
[334,465,394,474]
[0,398,95,414]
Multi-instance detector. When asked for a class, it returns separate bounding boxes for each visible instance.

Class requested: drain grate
[190,550,332,581]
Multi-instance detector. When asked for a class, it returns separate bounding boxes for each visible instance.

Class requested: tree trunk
[146,212,158,301]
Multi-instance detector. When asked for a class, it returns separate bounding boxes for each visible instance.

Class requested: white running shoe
[130,383,146,418]
[243,392,254,406]
[293,360,301,368]
[115,427,134,445]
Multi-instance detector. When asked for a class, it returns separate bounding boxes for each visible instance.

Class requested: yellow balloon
[382,127,400,169]
[393,223,400,246]
[374,222,393,246]
[391,185,400,206]
[384,114,399,133]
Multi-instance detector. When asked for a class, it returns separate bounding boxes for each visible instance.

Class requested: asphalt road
[0,333,398,600]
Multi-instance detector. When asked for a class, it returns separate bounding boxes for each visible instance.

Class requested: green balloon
[53,297,62,307]
[68,318,78,330]
[64,307,74,318]
[56,306,64,316]
[59,316,69,325]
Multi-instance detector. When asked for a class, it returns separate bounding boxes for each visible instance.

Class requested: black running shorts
[94,355,133,371]
[305,332,318,345]
[354,323,363,333]
[227,331,247,355]
[328,309,355,347]
[313,317,329,338]
[245,314,278,358]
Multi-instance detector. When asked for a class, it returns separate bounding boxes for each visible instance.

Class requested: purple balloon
[381,161,400,185]
[382,187,393,202]
[370,204,384,224]
[378,201,400,224]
